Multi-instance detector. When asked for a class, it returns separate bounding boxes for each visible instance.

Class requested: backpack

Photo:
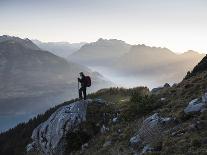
[84,76,91,87]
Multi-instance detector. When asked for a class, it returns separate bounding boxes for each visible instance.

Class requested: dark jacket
[78,76,86,88]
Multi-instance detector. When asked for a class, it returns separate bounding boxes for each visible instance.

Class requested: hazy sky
[0,0,207,53]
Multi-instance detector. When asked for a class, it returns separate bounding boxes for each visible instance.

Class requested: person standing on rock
[78,72,91,100]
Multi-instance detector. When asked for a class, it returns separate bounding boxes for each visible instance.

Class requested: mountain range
[68,39,205,87]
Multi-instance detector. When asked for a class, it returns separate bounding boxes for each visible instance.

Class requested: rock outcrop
[129,113,175,154]
[27,99,110,155]
[27,100,90,154]
[184,92,207,114]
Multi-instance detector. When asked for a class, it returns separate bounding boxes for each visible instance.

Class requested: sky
[0,0,207,53]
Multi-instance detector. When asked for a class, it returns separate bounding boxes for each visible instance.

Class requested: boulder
[112,117,118,123]
[100,124,110,134]
[27,100,90,154]
[81,143,89,152]
[26,99,114,155]
[142,144,154,154]
[184,93,207,114]
[129,135,142,149]
[103,140,112,148]
[129,113,175,153]
[26,99,112,155]
[160,98,166,101]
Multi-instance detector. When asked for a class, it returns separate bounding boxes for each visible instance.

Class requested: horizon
[1,0,207,53]
[1,34,205,54]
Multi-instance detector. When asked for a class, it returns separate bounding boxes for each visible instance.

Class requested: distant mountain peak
[0,35,40,50]
[96,38,128,44]
[33,39,86,58]
[69,38,131,66]
[183,50,200,55]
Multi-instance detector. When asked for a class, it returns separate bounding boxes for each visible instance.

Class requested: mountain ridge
[0,35,40,50]
[68,38,205,87]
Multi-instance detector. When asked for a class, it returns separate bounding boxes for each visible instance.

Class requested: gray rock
[129,113,175,153]
[27,100,92,155]
[103,140,112,147]
[81,143,89,151]
[141,144,154,154]
[26,142,36,153]
[112,117,118,123]
[160,98,166,101]
[129,135,142,148]
[117,128,122,133]
[184,98,203,114]
[100,124,110,134]
[120,98,129,102]
[184,93,207,114]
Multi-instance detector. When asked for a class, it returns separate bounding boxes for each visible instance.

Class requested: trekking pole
[78,79,79,99]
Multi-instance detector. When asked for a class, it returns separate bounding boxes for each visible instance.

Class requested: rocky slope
[1,78,207,154]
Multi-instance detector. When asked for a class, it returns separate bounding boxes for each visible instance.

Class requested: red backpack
[84,76,91,87]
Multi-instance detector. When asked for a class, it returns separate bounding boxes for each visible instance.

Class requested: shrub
[122,93,160,121]
[130,93,159,114]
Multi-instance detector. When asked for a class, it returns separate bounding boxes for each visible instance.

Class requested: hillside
[1,53,207,154]
[185,53,207,78]
[0,35,40,50]
[0,36,112,132]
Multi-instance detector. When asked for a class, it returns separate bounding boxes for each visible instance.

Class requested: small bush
[122,93,160,120]
[130,93,159,114]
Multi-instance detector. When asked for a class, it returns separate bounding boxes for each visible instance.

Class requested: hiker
[78,72,91,100]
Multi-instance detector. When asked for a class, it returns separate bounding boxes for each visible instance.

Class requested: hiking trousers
[79,87,87,100]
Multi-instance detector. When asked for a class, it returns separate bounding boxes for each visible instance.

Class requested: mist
[89,66,159,89]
